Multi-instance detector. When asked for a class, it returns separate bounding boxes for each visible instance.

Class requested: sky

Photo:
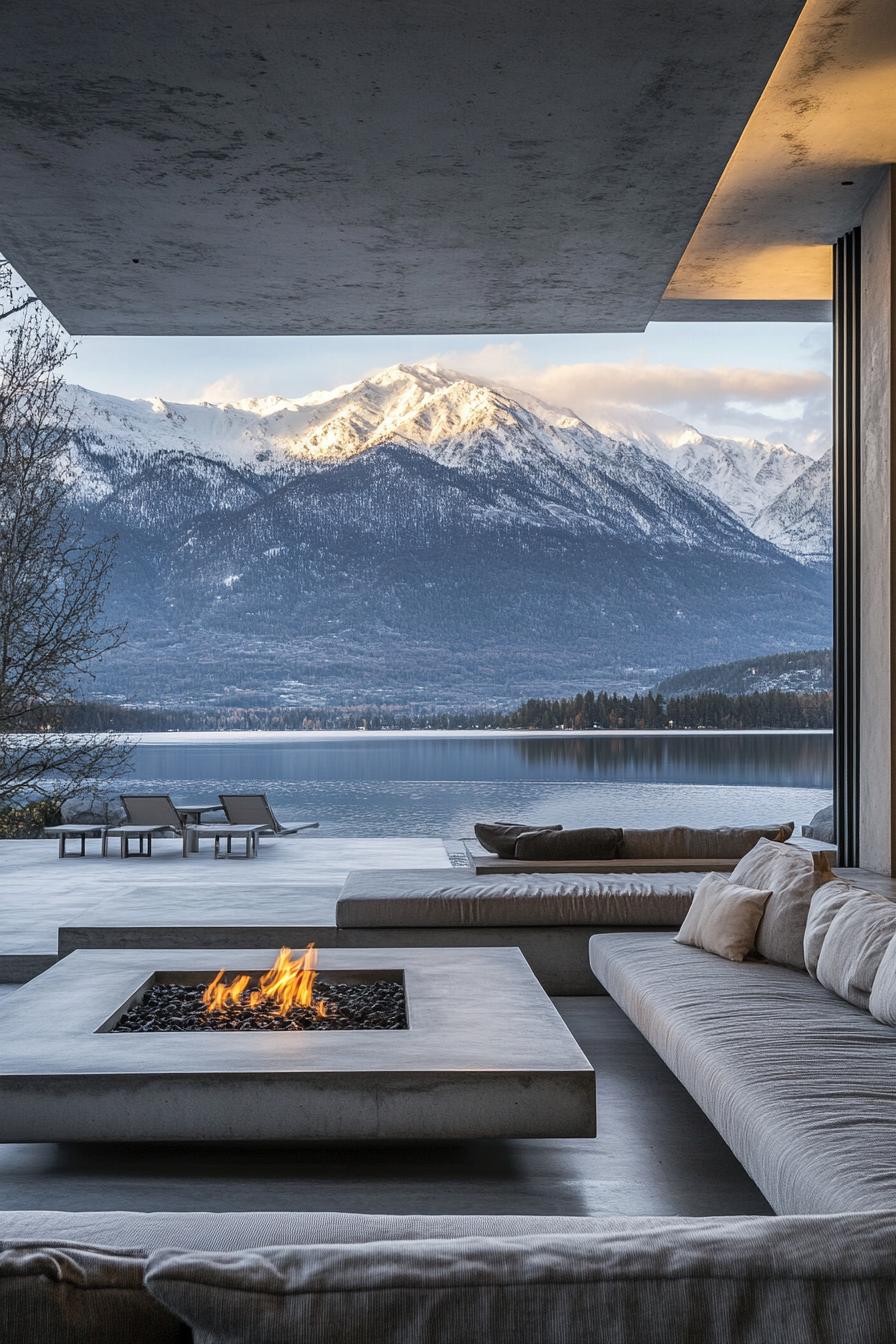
[64,322,832,457]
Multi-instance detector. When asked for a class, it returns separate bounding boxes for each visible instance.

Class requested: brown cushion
[513,827,623,861]
[474,821,562,858]
[620,824,794,862]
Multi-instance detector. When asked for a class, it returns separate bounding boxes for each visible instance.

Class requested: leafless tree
[0,261,129,805]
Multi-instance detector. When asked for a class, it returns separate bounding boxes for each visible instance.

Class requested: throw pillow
[730,838,830,969]
[0,1242,186,1344]
[474,821,562,859]
[815,890,896,1010]
[674,872,771,962]
[619,823,794,862]
[869,932,896,1026]
[803,879,859,977]
[513,827,623,861]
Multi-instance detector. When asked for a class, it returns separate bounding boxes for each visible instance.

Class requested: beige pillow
[815,891,896,1009]
[869,932,896,1025]
[804,879,860,977]
[730,839,830,969]
[674,872,771,962]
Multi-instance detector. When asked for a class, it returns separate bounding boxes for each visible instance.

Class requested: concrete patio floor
[0,992,770,1217]
[0,835,450,979]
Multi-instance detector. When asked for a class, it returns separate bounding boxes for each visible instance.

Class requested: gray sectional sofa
[336,835,833,994]
[336,868,700,992]
[590,932,896,1215]
[4,1209,896,1342]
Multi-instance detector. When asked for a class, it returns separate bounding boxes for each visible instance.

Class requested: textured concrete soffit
[0,0,802,334]
[662,0,895,316]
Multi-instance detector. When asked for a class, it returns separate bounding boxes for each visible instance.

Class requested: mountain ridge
[65,362,832,708]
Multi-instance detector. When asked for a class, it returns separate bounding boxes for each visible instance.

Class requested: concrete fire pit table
[0,947,595,1142]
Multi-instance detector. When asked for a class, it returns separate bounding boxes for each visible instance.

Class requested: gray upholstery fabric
[145,1215,896,1344]
[337,869,699,927]
[870,933,896,1026]
[589,932,896,1214]
[1,1210,612,1252]
[619,823,793,861]
[804,879,860,977]
[674,872,771,961]
[815,891,896,1009]
[0,1241,186,1343]
[731,838,829,969]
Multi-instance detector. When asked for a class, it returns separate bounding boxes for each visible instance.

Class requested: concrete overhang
[0,0,803,335]
[659,0,895,322]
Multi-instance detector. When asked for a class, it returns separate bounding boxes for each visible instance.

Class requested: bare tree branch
[0,260,131,804]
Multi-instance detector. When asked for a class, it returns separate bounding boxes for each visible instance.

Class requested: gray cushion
[620,823,793,861]
[589,932,896,1214]
[815,891,896,1009]
[0,1210,630,1251]
[474,821,561,858]
[336,869,699,928]
[0,1241,186,1343]
[730,839,830,969]
[145,1216,896,1344]
[513,827,622,861]
[870,933,896,1026]
[804,879,859,977]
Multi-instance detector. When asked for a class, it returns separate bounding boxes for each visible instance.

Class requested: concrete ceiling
[660,0,896,321]
[0,0,803,335]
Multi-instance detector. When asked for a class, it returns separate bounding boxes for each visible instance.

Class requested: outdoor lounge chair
[218,793,319,836]
[120,794,186,835]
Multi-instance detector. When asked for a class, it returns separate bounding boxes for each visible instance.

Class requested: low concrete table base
[0,948,595,1142]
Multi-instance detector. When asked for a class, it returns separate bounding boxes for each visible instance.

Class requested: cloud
[437,343,831,455]
[194,374,248,405]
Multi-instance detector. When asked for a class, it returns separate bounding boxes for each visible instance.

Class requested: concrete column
[859,168,896,873]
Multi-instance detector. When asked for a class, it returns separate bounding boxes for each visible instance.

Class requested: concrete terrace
[0,835,450,979]
[0,832,775,1217]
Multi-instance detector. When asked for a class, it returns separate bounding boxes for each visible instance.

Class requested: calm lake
[104,731,833,837]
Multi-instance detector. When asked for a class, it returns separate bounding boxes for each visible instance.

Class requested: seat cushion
[730,839,830,969]
[0,1241,186,1343]
[589,932,896,1214]
[0,1211,618,1252]
[144,1215,896,1344]
[336,870,699,928]
[513,827,622,861]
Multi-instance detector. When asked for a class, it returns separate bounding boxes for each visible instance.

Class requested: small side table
[176,804,225,853]
[184,823,265,859]
[44,824,106,859]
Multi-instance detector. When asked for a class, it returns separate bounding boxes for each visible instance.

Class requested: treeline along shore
[38,688,832,733]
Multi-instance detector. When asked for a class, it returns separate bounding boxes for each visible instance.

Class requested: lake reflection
[105,731,833,838]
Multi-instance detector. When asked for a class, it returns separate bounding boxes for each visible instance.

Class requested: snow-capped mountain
[65,363,832,707]
[752,449,832,567]
[578,402,811,527]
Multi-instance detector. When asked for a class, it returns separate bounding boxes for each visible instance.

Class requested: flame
[202,945,328,1018]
